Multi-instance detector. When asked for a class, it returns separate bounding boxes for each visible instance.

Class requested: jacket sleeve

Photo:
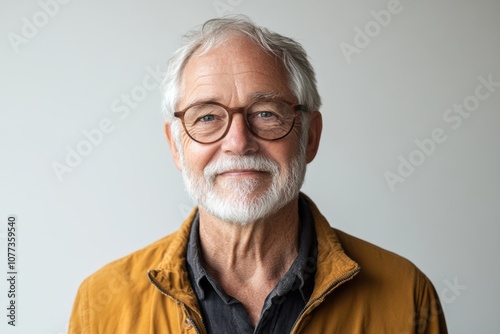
[415,273,448,334]
[69,279,90,334]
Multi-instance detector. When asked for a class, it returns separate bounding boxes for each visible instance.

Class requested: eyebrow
[248,91,285,101]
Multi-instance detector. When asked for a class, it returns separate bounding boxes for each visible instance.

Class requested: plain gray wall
[1,0,499,333]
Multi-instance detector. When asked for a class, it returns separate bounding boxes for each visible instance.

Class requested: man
[69,17,447,333]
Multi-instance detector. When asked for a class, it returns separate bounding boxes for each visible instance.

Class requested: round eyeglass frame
[173,99,309,144]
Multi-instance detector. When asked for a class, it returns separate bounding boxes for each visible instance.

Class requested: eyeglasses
[174,99,308,144]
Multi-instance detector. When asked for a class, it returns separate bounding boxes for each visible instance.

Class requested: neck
[198,198,300,284]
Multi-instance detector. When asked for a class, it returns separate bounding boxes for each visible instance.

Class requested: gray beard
[180,153,307,225]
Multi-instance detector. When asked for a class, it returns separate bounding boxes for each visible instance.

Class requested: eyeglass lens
[182,100,296,143]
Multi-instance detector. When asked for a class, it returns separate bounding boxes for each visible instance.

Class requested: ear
[164,122,182,171]
[305,111,323,163]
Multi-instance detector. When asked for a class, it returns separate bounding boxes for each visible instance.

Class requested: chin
[198,184,299,225]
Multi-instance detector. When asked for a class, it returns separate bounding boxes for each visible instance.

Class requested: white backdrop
[1,0,499,333]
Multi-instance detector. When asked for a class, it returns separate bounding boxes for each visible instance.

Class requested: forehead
[179,35,293,106]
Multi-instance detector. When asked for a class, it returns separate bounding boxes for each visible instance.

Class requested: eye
[257,111,276,118]
[198,114,216,122]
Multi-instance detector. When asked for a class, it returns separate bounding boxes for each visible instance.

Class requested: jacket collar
[147,207,200,310]
[148,193,360,314]
[300,194,360,302]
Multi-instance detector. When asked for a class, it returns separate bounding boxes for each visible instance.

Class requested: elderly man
[69,17,447,333]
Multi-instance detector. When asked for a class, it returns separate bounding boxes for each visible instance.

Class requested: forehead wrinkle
[179,39,294,109]
[182,91,292,109]
[192,67,280,81]
[182,79,238,107]
[183,72,286,107]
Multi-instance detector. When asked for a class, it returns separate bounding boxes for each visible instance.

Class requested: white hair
[162,16,321,127]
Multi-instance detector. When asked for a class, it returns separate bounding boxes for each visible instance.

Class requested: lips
[209,167,272,182]
[218,169,267,177]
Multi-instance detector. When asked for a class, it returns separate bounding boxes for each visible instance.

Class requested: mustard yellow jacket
[69,196,447,333]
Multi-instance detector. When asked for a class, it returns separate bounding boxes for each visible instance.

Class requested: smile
[218,169,267,177]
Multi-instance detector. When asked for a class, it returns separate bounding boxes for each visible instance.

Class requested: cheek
[259,140,301,169]
[181,135,218,172]
[283,126,304,155]
[289,124,303,142]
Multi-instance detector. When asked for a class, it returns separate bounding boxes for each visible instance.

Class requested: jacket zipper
[289,266,361,334]
[148,272,207,334]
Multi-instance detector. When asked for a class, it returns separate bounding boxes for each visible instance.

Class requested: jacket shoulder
[83,229,181,288]
[301,225,447,332]
[333,228,424,275]
[329,227,443,313]
[69,229,186,333]
[70,208,197,331]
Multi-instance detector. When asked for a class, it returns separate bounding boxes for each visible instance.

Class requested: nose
[220,113,259,155]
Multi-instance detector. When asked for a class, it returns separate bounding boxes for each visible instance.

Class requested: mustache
[204,156,280,179]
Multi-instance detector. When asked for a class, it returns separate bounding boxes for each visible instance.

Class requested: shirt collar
[186,194,317,303]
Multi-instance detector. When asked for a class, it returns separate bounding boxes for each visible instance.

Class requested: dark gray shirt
[186,195,317,334]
